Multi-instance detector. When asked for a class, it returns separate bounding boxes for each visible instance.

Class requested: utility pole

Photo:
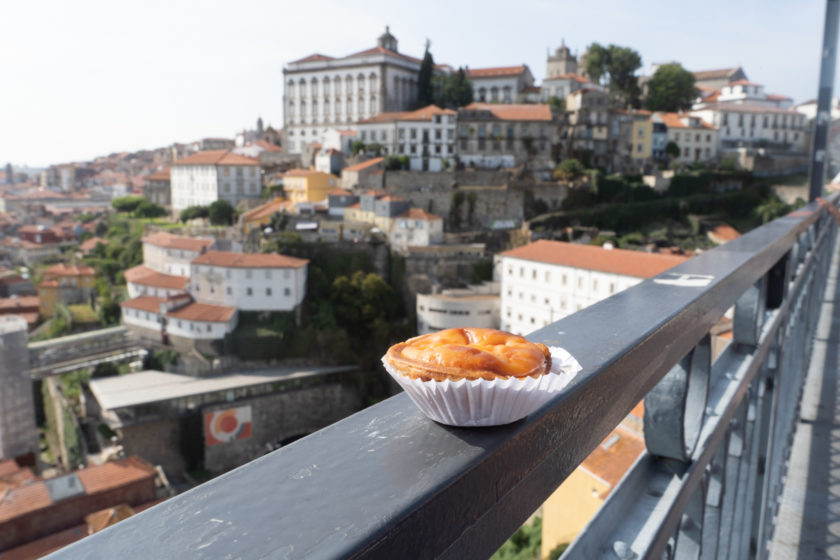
[809,0,840,201]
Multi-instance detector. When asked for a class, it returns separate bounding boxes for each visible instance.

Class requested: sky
[0,0,833,168]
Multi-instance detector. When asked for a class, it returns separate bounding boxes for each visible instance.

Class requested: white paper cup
[382,346,582,427]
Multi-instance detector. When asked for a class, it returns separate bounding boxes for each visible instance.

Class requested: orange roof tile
[467,65,528,78]
[729,79,761,87]
[166,301,236,323]
[343,157,385,172]
[462,103,553,122]
[120,296,165,314]
[284,168,324,177]
[43,263,96,277]
[580,425,645,498]
[357,105,456,124]
[659,112,715,130]
[76,456,156,495]
[289,53,336,64]
[0,460,21,478]
[346,202,361,209]
[766,93,792,101]
[240,198,289,222]
[544,72,590,83]
[172,150,258,167]
[38,280,59,288]
[346,45,423,65]
[397,208,442,221]
[124,265,188,291]
[0,296,39,311]
[500,240,688,278]
[378,195,405,202]
[192,250,308,269]
[328,188,352,196]
[85,504,135,533]
[0,481,52,522]
[145,168,171,181]
[79,237,107,252]
[142,231,214,252]
[708,224,741,244]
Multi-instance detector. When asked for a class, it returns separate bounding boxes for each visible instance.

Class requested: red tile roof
[357,105,456,124]
[378,195,405,202]
[343,157,385,172]
[328,188,352,196]
[468,65,528,78]
[347,45,422,65]
[76,456,156,495]
[172,150,259,167]
[0,479,52,522]
[500,240,688,278]
[289,53,336,64]
[145,168,171,181]
[462,103,553,122]
[192,250,308,269]
[766,93,792,101]
[240,198,289,222]
[0,296,39,311]
[708,224,741,244]
[124,265,188,291]
[544,72,590,83]
[580,424,645,498]
[729,79,761,87]
[79,237,107,253]
[283,169,324,177]
[120,295,165,314]
[692,68,741,80]
[659,113,716,130]
[142,232,214,252]
[166,302,237,323]
[397,208,442,221]
[43,263,96,277]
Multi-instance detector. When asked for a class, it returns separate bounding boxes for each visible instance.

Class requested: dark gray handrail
[48,194,839,560]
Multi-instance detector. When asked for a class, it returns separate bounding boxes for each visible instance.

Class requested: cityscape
[1,3,840,559]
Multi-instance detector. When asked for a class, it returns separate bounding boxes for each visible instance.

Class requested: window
[532,269,537,280]
[266,288,272,296]
[545,271,551,283]
[226,286,232,295]
[226,269,231,279]
[284,288,291,296]
[247,287,253,296]
[177,320,182,328]
[519,267,524,277]
[206,324,212,333]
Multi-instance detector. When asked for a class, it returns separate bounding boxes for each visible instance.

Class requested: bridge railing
[48,195,839,560]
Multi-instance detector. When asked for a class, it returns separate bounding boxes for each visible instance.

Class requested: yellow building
[540,402,645,557]
[240,197,289,235]
[37,263,96,317]
[283,169,338,205]
[630,119,653,163]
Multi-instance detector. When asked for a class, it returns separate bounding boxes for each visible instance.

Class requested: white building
[712,81,792,109]
[389,208,444,252]
[189,250,309,312]
[468,65,535,104]
[499,240,687,336]
[658,113,719,164]
[141,231,215,277]
[120,294,238,341]
[125,265,188,299]
[356,105,457,171]
[283,27,450,154]
[689,103,808,152]
[416,283,500,334]
[170,150,261,211]
[540,73,591,102]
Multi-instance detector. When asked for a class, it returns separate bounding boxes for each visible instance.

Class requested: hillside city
[0,27,835,559]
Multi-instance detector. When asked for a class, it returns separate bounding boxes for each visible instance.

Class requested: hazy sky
[1,0,833,168]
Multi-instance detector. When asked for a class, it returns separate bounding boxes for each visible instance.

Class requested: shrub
[112,195,146,213]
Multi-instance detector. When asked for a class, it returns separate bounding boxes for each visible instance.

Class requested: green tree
[209,199,235,225]
[547,95,566,115]
[417,39,435,107]
[112,195,145,213]
[435,67,474,108]
[584,43,642,108]
[92,362,120,378]
[665,141,681,159]
[645,63,698,112]
[350,140,365,156]
[755,196,790,224]
[554,158,586,181]
[132,200,167,218]
[180,205,210,223]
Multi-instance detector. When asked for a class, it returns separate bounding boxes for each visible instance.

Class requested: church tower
[377,26,398,52]
[546,41,577,78]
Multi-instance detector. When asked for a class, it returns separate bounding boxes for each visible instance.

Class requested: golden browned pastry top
[384,327,551,382]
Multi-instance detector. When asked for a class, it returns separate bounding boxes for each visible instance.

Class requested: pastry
[384,327,551,382]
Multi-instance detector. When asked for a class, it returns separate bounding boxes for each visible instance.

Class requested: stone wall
[202,377,362,473]
[120,417,186,476]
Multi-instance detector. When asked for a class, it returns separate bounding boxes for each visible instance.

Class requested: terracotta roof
[328,188,352,196]
[378,195,405,202]
[145,168,171,181]
[166,301,237,323]
[172,150,259,167]
[580,424,645,498]
[240,198,289,222]
[357,105,456,124]
[659,112,716,130]
[120,296,165,314]
[544,72,590,83]
[692,68,741,80]
[255,140,283,152]
[701,90,720,103]
[0,460,21,477]
[79,237,107,252]
[695,102,802,115]
[38,280,59,288]
[766,93,792,101]
[397,208,442,221]
[500,240,688,278]
[343,157,385,172]
[124,265,188,291]
[283,168,324,177]
[708,224,741,244]
[85,504,136,533]
[346,45,422,65]
[0,523,88,560]
[337,129,358,136]
[192,250,309,269]
[142,231,214,252]
[0,296,39,311]
[76,456,156,495]
[468,65,528,78]
[729,79,761,87]
[461,103,553,122]
[290,52,336,64]
[43,263,95,277]
[347,202,361,209]
[0,480,52,522]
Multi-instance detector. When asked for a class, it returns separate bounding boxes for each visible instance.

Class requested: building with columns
[283,27,450,154]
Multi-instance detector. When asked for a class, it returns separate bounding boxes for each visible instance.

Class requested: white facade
[689,105,808,151]
[283,28,444,154]
[188,259,308,312]
[142,241,210,277]
[356,107,457,171]
[170,162,261,211]
[660,114,720,164]
[468,66,535,104]
[126,281,184,300]
[389,212,444,252]
[416,285,500,334]
[500,257,641,336]
[121,305,237,340]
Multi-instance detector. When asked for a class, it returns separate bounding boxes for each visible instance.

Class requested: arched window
[490,87,499,102]
[478,87,487,102]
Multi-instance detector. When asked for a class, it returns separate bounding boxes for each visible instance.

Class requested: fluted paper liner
[382,346,582,427]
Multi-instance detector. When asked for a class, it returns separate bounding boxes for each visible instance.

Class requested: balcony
[50,195,840,559]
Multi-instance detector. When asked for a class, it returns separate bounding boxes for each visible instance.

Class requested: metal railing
[48,194,839,560]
